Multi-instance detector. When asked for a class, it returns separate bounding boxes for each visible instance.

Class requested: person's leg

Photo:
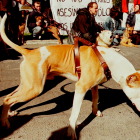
[32,26,42,39]
[113,30,124,45]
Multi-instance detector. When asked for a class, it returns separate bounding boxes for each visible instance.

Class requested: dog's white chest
[38,47,51,84]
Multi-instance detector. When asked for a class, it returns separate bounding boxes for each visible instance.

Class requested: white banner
[50,0,113,35]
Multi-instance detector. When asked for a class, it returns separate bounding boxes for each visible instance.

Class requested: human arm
[103,17,111,31]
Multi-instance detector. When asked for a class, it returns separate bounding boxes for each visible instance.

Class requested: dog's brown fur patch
[126,72,140,88]
[101,51,105,54]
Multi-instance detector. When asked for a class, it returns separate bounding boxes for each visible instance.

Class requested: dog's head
[126,72,140,88]
[99,30,113,45]
[124,72,140,111]
[35,16,43,26]
[126,24,134,36]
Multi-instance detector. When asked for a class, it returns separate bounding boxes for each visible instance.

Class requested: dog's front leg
[67,83,86,140]
[91,86,103,117]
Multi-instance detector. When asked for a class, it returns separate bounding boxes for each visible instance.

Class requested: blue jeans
[113,30,124,45]
[32,26,42,38]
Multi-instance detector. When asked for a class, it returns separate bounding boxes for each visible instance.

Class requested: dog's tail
[0,13,28,56]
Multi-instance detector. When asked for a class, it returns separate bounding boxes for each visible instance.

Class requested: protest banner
[50,0,113,35]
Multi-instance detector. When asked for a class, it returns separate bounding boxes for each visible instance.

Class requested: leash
[74,36,111,80]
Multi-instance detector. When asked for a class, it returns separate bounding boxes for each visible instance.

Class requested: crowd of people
[0,0,140,46]
[68,2,140,46]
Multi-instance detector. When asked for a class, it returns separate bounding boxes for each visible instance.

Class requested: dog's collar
[74,36,111,80]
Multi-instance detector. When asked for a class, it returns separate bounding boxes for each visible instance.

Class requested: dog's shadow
[0,81,140,139]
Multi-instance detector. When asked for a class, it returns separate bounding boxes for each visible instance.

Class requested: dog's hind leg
[1,83,44,128]
[91,86,103,117]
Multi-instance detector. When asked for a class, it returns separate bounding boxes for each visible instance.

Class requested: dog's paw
[93,110,103,117]
[67,125,77,140]
[96,110,103,117]
[8,110,18,117]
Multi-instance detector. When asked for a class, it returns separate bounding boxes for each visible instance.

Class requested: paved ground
[0,39,140,140]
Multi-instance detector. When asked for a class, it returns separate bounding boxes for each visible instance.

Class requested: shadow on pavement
[0,86,18,97]
[48,127,68,140]
[0,115,32,139]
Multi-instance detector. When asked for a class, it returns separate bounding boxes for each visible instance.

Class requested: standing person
[103,6,126,46]
[126,4,140,44]
[67,2,103,44]
[27,1,48,39]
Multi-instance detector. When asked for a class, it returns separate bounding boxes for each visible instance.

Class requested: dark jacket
[27,10,45,33]
[126,12,136,27]
[72,8,103,43]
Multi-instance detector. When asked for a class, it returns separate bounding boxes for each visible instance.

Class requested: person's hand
[115,34,119,38]
[133,30,137,34]
[36,20,42,26]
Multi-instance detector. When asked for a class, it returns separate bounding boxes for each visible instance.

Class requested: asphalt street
[0,39,140,140]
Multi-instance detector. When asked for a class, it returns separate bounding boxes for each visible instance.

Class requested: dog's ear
[126,72,140,88]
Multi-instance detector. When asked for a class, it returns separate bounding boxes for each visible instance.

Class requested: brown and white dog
[1,14,140,140]
[18,10,29,45]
